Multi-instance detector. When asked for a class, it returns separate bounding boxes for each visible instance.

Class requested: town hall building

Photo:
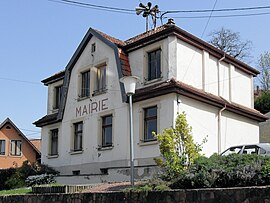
[34,20,267,184]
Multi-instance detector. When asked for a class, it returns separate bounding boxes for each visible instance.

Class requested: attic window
[5,126,11,129]
[91,43,96,53]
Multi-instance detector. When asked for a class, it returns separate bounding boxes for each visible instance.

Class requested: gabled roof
[0,118,41,155]
[133,78,267,122]
[124,23,259,76]
[35,21,262,127]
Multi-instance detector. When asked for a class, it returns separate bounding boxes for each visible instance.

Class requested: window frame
[147,49,161,81]
[73,122,83,152]
[49,129,59,156]
[80,70,90,98]
[101,115,113,148]
[94,65,107,95]
[54,85,63,109]
[143,106,158,142]
[0,140,6,156]
[10,140,22,156]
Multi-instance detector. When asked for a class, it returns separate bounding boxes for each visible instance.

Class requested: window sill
[77,95,90,101]
[47,154,59,159]
[9,154,22,157]
[92,89,107,96]
[0,154,6,157]
[69,150,83,155]
[144,77,163,85]
[98,146,113,151]
[139,140,158,146]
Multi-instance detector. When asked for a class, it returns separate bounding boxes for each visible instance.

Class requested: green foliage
[0,161,58,190]
[154,112,204,179]
[254,91,270,114]
[170,154,270,189]
[124,179,170,193]
[0,168,16,190]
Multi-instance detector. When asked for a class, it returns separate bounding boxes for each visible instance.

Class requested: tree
[208,27,252,61]
[254,92,270,114]
[257,52,270,91]
[154,112,205,179]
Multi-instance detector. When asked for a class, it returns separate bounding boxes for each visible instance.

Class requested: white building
[34,20,267,184]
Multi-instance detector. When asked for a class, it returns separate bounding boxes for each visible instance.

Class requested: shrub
[25,174,56,187]
[170,154,270,189]
[2,161,58,190]
[154,112,206,180]
[0,168,16,190]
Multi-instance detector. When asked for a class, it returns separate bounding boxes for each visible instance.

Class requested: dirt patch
[83,181,141,192]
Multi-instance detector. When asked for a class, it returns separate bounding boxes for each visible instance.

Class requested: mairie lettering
[75,98,108,117]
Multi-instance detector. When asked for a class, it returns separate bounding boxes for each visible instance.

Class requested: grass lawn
[0,187,32,195]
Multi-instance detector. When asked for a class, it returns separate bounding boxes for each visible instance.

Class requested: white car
[221,143,270,156]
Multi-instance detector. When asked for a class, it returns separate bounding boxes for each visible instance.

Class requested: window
[148,49,161,81]
[81,70,90,98]
[10,140,22,156]
[50,129,58,156]
[144,106,157,142]
[95,66,106,94]
[54,85,63,109]
[91,43,96,53]
[73,122,83,151]
[72,170,80,175]
[102,115,113,147]
[0,140,5,155]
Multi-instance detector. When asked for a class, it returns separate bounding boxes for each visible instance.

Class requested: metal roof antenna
[135,2,160,32]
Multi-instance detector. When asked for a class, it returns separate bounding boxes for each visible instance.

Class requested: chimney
[167,18,175,25]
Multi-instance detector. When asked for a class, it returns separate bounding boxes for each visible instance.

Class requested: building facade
[0,118,41,169]
[34,21,267,184]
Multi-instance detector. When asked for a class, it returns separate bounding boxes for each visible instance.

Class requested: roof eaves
[41,71,65,86]
[133,79,267,122]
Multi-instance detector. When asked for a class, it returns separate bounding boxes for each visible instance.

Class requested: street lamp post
[120,76,139,186]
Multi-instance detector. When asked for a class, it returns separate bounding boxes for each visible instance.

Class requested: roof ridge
[94,29,126,47]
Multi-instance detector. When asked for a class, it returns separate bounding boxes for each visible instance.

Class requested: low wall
[1,186,270,203]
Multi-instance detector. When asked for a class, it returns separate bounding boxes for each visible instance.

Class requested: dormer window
[148,49,161,81]
[54,85,63,109]
[81,70,90,98]
[94,65,106,95]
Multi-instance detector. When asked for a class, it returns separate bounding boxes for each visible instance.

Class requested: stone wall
[1,186,270,203]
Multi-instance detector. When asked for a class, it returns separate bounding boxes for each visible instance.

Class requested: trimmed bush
[170,154,270,189]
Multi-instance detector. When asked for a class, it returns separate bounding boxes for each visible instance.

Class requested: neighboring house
[34,20,267,184]
[0,118,41,169]
[30,139,41,152]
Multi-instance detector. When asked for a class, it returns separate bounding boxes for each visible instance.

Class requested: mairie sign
[75,98,108,117]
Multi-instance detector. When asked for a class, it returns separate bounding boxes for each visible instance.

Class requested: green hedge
[170,154,270,189]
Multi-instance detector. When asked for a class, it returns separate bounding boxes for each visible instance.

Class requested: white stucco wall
[231,67,253,107]
[177,39,203,89]
[175,95,259,156]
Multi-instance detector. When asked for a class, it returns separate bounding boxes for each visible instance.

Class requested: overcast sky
[1,0,270,139]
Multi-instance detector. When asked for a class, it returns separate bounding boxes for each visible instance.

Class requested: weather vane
[135,2,160,32]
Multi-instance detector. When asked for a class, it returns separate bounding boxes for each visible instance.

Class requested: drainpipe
[218,104,226,154]
[218,54,226,97]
